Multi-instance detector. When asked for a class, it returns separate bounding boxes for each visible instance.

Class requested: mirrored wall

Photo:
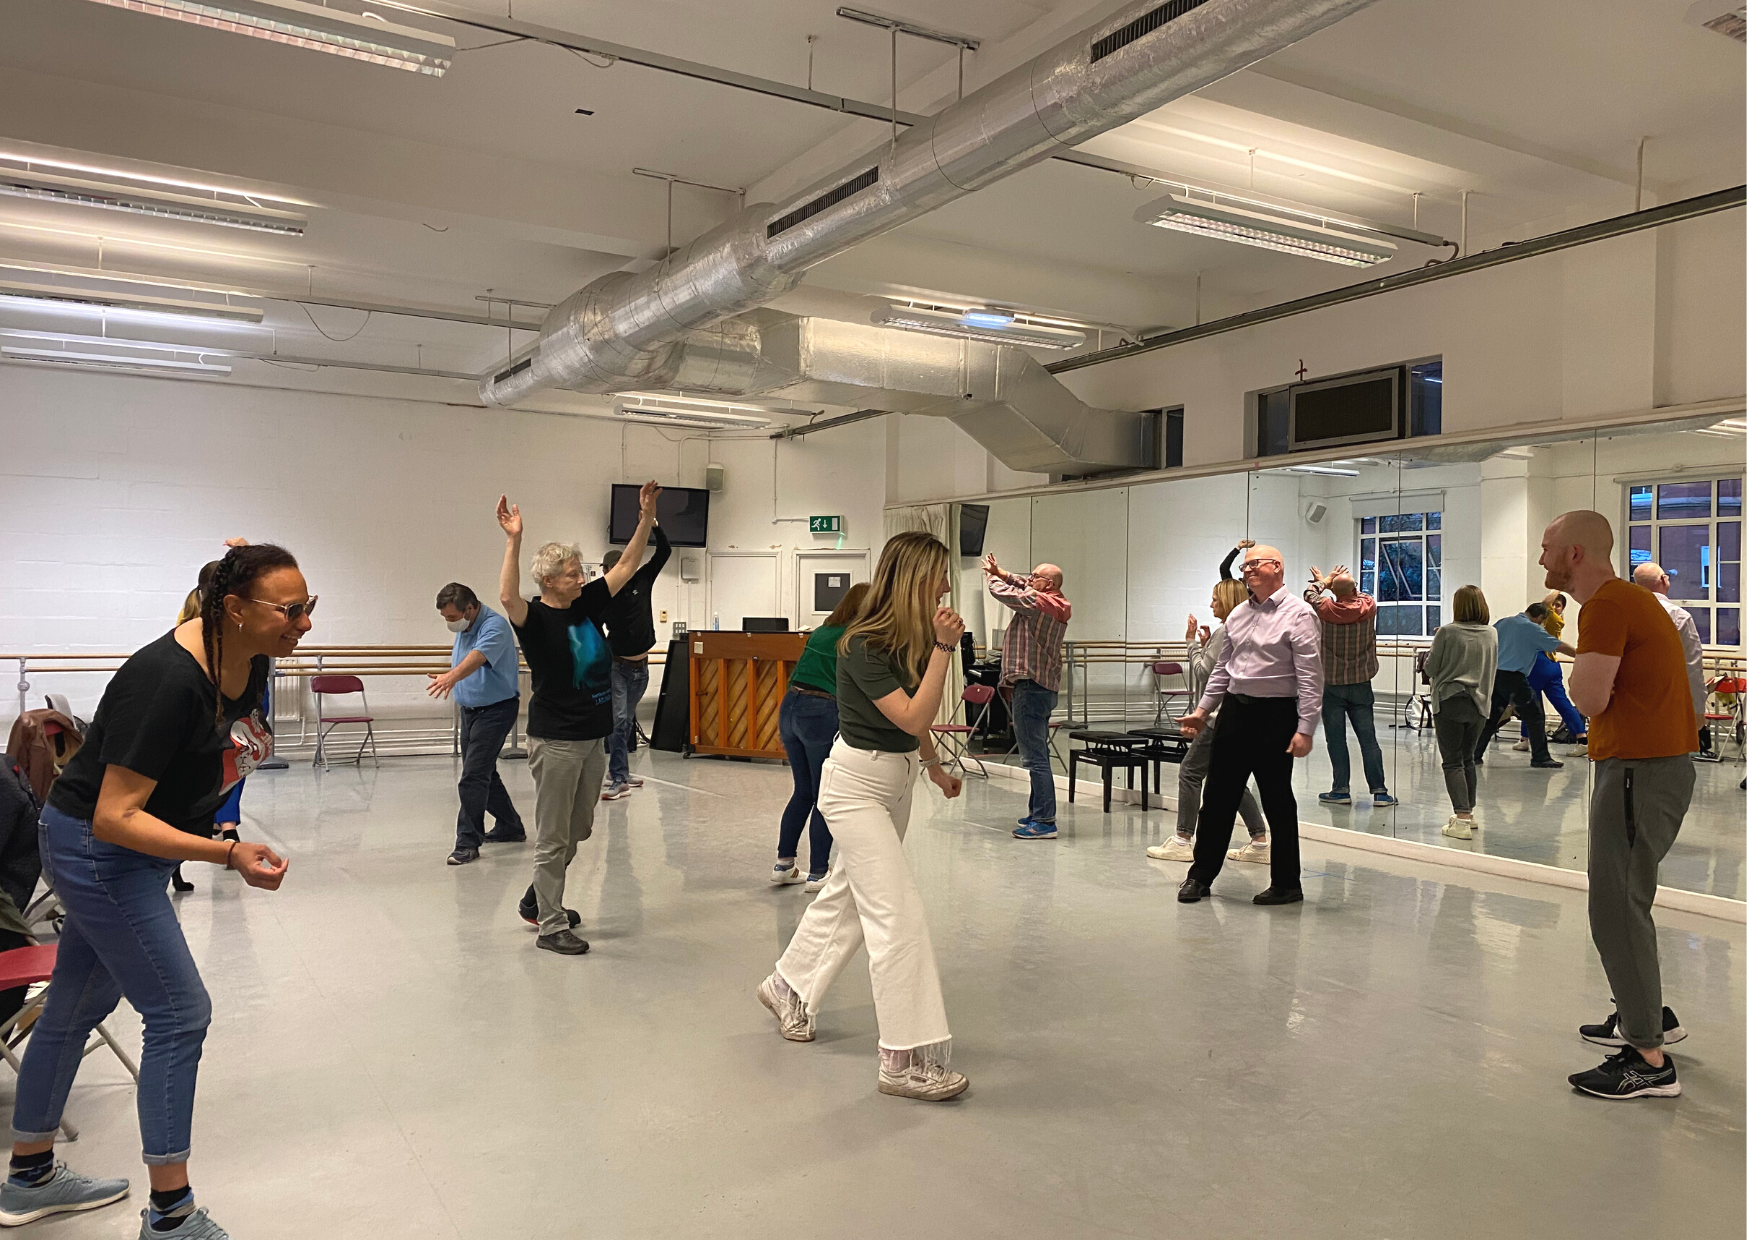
[958,413,1745,900]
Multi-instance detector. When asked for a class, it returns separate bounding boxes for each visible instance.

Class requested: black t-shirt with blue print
[512,580,615,741]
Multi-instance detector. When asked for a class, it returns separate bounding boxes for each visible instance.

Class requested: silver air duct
[642,310,1150,475]
[482,0,1379,460]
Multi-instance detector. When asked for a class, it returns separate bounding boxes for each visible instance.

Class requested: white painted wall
[0,363,886,729]
[886,210,1744,505]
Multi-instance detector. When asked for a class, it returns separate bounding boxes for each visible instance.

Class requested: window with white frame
[1358,511,1442,637]
[1624,475,1743,646]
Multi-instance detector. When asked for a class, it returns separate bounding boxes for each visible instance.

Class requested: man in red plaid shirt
[983,553,1072,839]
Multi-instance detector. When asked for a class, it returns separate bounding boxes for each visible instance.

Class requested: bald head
[1540,509,1617,602]
[1031,563,1064,591]
[1240,543,1286,595]
[1633,561,1670,595]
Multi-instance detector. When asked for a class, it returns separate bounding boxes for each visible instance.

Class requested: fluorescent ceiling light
[76,0,455,75]
[870,304,1088,350]
[0,277,263,323]
[0,157,307,235]
[2,346,231,375]
[1135,192,1397,268]
[1693,418,1748,438]
[1283,464,1360,477]
[615,395,775,429]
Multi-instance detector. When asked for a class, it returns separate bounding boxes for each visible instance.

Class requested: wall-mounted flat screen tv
[609,484,710,547]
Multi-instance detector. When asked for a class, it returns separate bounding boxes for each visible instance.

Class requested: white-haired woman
[757,530,969,1101]
[495,484,657,956]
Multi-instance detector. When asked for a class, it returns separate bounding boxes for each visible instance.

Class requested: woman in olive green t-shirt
[771,583,869,889]
[757,532,971,1102]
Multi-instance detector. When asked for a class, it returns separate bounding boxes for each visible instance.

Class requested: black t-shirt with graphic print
[512,579,616,741]
[50,631,272,835]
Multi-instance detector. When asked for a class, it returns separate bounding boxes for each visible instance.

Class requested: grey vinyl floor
[12,749,1744,1239]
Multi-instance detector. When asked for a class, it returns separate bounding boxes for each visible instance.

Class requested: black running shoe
[482,826,526,843]
[1568,1047,1680,1099]
[1579,1006,1686,1048]
[517,891,581,928]
[446,847,479,866]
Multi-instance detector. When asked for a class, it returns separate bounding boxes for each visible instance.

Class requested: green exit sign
[809,515,842,533]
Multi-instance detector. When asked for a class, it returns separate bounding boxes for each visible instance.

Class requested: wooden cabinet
[687,631,806,759]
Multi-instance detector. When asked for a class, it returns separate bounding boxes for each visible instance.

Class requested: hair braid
[196,543,301,732]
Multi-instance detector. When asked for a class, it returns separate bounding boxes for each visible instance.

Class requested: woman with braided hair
[0,544,305,1238]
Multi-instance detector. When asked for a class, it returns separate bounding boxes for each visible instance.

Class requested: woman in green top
[771,582,869,891]
[758,532,970,1102]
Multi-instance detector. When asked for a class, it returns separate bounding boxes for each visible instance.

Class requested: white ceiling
[0,0,1739,409]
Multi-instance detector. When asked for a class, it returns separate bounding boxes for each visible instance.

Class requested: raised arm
[1220,539,1254,581]
[496,495,529,627]
[606,480,660,596]
[872,609,964,736]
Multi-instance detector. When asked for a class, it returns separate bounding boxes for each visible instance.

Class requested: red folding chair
[0,945,139,1141]
[311,675,379,769]
[1706,676,1745,759]
[931,685,996,778]
[1150,661,1193,726]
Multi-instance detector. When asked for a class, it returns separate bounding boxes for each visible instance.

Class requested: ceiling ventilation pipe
[480,0,1380,408]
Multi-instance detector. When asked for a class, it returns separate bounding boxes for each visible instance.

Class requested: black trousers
[1188,695,1303,892]
[455,696,524,849]
[1473,669,1548,763]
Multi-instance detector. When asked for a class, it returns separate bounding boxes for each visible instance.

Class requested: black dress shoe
[517,892,581,928]
[482,826,527,843]
[447,847,480,866]
[1253,886,1304,906]
[537,929,591,956]
[1177,877,1210,903]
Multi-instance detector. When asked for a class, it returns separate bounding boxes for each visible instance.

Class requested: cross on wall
[1295,359,1308,381]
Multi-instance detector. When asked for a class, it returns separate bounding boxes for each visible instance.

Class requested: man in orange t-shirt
[1540,510,1697,1101]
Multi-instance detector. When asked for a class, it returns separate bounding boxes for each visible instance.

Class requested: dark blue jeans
[608,658,651,787]
[13,805,211,1164]
[1322,681,1388,795]
[1011,679,1059,824]
[778,689,838,874]
[456,695,523,849]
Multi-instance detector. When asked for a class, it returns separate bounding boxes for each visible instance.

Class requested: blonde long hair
[840,531,950,685]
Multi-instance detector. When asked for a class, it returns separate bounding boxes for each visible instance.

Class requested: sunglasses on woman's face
[244,596,319,622]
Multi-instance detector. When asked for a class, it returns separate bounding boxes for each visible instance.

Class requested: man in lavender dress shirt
[1175,544,1324,906]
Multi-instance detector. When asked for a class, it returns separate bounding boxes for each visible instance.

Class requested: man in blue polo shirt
[429,582,526,864]
[1474,600,1576,770]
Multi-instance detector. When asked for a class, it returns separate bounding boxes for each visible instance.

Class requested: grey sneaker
[878,1054,969,1101]
[537,929,591,955]
[756,972,815,1042]
[139,1206,230,1238]
[0,1163,129,1226]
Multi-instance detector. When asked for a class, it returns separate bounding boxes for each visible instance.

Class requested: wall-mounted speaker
[705,463,725,492]
[1303,500,1329,526]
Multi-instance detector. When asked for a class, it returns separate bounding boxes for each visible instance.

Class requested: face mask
[445,615,470,633]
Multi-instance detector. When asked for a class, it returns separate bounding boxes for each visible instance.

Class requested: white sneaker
[770,863,802,885]
[1511,740,1530,752]
[803,869,829,893]
[877,1052,968,1101]
[1145,836,1196,861]
[1227,839,1271,864]
[626,777,645,789]
[756,973,815,1042]
[1442,815,1474,840]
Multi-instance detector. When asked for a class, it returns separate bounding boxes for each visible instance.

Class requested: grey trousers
[528,736,608,936]
[1588,754,1695,1049]
[1433,694,1484,814]
[1174,720,1266,841]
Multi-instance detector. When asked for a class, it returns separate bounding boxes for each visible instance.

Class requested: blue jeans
[608,658,651,786]
[1523,653,1586,738]
[777,689,838,874]
[455,695,523,848]
[13,805,211,1164]
[1010,679,1059,824]
[1322,681,1388,794]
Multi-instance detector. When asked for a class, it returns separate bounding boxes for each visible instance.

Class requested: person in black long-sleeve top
[600,523,671,799]
[1220,539,1256,583]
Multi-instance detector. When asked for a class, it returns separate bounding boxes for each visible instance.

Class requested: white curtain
[882,503,964,726]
